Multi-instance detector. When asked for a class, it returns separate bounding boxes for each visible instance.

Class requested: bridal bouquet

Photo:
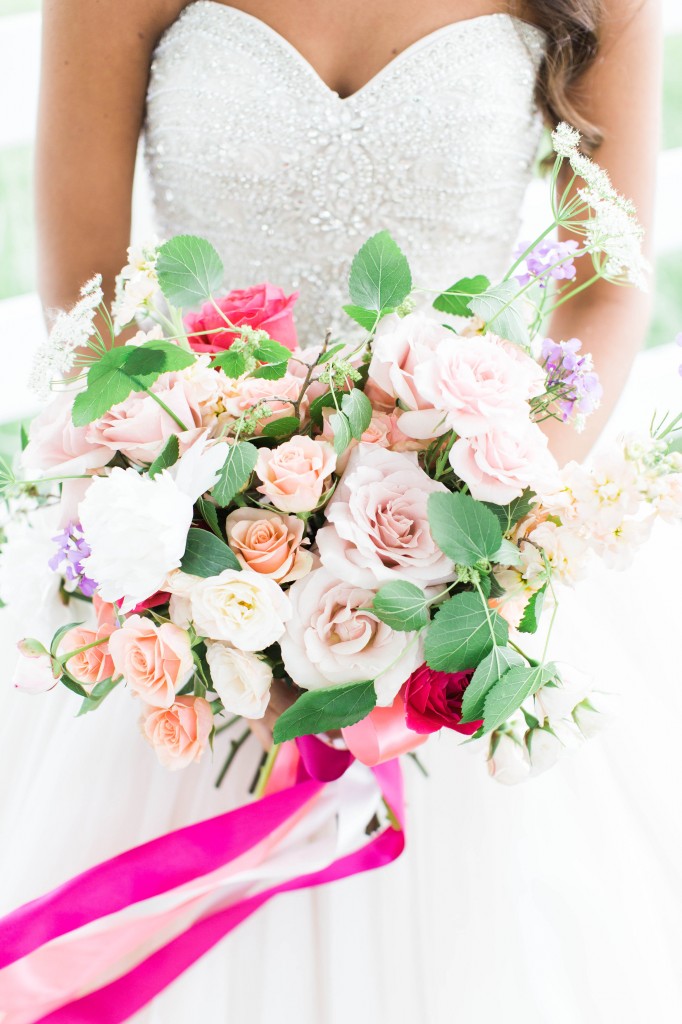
[3,124,681,789]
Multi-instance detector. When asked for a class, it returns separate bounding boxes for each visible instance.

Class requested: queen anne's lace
[144,3,546,345]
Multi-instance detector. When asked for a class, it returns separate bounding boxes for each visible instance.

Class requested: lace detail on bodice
[144,2,546,345]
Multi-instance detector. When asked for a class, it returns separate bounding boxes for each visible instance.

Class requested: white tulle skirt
[1,345,681,1024]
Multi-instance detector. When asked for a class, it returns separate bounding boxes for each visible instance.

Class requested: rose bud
[12,651,61,694]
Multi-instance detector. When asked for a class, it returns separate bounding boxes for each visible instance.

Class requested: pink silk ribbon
[342,692,429,766]
[0,736,406,1024]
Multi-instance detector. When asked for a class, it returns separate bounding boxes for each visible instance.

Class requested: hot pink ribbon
[0,736,406,1024]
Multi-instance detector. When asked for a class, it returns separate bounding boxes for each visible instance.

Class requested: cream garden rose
[317,444,455,588]
[279,567,420,706]
[188,569,290,650]
[205,642,273,718]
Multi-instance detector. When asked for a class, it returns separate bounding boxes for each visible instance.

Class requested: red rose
[403,664,480,735]
[184,283,298,354]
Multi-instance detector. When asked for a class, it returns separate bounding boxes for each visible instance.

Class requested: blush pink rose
[279,567,421,706]
[86,372,205,464]
[219,371,306,433]
[142,696,213,770]
[22,390,112,477]
[366,312,452,413]
[184,283,298,354]
[316,444,455,588]
[399,336,534,441]
[449,422,559,505]
[225,508,313,584]
[108,614,194,707]
[403,665,480,735]
[320,408,408,472]
[255,435,336,513]
[58,624,116,688]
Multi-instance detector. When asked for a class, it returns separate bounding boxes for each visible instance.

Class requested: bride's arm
[35,0,185,318]
[543,0,662,464]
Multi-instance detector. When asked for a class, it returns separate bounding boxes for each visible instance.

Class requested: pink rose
[366,313,452,413]
[279,567,420,706]
[184,283,298,354]
[255,435,336,513]
[86,372,205,464]
[225,508,313,584]
[108,614,194,707]
[449,422,559,504]
[59,624,115,688]
[399,336,534,441]
[219,371,306,434]
[22,390,112,477]
[403,665,480,735]
[320,408,397,472]
[316,445,455,588]
[142,696,213,770]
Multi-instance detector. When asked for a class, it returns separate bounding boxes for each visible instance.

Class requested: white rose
[534,664,593,725]
[572,692,614,738]
[189,569,290,650]
[279,567,420,706]
[526,727,564,776]
[205,642,273,718]
[487,732,531,785]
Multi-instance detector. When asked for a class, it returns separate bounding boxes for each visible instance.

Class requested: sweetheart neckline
[184,2,546,103]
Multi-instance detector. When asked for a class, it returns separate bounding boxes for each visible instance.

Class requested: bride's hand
[246,678,299,751]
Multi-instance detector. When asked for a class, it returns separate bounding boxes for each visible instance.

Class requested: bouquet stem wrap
[0,738,405,1024]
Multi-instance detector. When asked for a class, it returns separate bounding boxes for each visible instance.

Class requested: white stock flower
[205,642,273,718]
[112,241,160,332]
[189,570,290,650]
[524,521,591,586]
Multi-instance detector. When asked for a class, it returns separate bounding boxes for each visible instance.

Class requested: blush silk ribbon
[0,704,424,1024]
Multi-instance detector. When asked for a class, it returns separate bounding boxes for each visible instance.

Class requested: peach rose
[142,696,213,770]
[86,372,205,464]
[219,371,306,434]
[255,435,336,513]
[108,614,194,707]
[225,508,313,584]
[449,422,559,505]
[59,624,116,688]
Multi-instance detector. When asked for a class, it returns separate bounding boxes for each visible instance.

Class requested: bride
[3,0,679,1021]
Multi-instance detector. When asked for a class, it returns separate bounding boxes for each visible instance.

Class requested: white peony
[205,642,273,718]
[189,569,290,650]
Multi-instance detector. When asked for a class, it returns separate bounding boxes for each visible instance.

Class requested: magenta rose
[403,664,480,735]
[184,283,298,354]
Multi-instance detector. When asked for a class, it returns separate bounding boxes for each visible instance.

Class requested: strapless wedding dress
[2,5,681,1022]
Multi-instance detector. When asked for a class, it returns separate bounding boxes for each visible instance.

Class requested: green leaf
[342,305,382,331]
[518,585,547,634]
[210,349,247,378]
[372,581,430,632]
[273,680,377,743]
[156,235,224,308]
[425,592,508,673]
[432,275,490,317]
[77,677,120,716]
[348,231,412,312]
[180,528,241,577]
[260,416,301,438]
[19,423,29,451]
[253,337,293,364]
[308,390,345,427]
[148,434,180,478]
[50,621,85,658]
[317,343,347,364]
[484,489,536,535]
[468,281,530,348]
[71,342,194,427]
[427,492,502,566]
[341,389,373,440]
[493,538,522,567]
[481,663,556,734]
[17,638,49,658]
[460,646,525,723]
[329,412,353,456]
[197,497,224,540]
[251,361,288,380]
[61,675,89,698]
[212,441,259,507]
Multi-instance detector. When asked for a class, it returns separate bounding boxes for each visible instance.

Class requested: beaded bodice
[145,2,546,344]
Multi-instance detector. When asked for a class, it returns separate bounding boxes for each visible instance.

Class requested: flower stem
[214,726,251,788]
[254,742,280,799]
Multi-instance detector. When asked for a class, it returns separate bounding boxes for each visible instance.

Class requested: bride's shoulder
[43,0,193,48]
